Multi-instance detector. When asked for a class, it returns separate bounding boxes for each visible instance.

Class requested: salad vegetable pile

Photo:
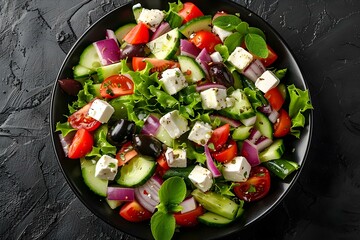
[56,1,313,239]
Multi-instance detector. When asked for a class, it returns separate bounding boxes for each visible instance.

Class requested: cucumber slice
[132,4,143,22]
[192,189,240,220]
[80,158,108,197]
[147,28,180,60]
[177,55,205,83]
[106,198,123,209]
[198,212,233,227]
[73,64,93,80]
[115,23,136,42]
[116,155,156,187]
[254,112,273,139]
[220,89,255,121]
[179,15,212,38]
[155,125,174,147]
[97,62,123,82]
[162,166,194,187]
[259,139,285,162]
[79,44,101,71]
[232,125,252,140]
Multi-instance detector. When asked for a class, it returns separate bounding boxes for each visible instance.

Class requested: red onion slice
[134,175,163,213]
[93,38,120,66]
[241,140,261,167]
[204,145,222,178]
[258,104,272,115]
[242,59,266,82]
[210,115,242,128]
[180,39,201,58]
[107,187,135,201]
[195,83,226,92]
[180,197,197,214]
[141,114,161,136]
[151,22,171,41]
[255,136,273,152]
[248,128,262,144]
[106,29,119,46]
[268,109,280,123]
[196,48,211,76]
[59,132,75,157]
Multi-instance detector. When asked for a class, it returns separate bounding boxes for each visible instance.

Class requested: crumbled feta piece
[228,47,254,72]
[255,70,280,93]
[88,99,115,123]
[200,88,227,110]
[159,110,189,139]
[159,68,188,95]
[188,121,213,146]
[210,51,223,63]
[188,165,213,192]
[165,148,187,168]
[212,25,232,42]
[138,8,165,31]
[222,156,251,182]
[95,155,118,180]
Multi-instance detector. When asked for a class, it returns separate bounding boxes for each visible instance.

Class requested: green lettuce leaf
[55,121,76,137]
[93,124,117,156]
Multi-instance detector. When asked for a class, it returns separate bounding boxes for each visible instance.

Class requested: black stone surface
[1,0,360,239]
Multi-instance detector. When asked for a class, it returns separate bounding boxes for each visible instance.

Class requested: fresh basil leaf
[224,32,243,53]
[213,15,242,31]
[248,27,266,40]
[214,44,229,60]
[215,182,236,197]
[235,21,249,35]
[55,121,76,137]
[150,211,176,240]
[158,176,187,206]
[245,33,269,58]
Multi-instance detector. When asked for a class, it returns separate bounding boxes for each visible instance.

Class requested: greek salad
[56,1,313,239]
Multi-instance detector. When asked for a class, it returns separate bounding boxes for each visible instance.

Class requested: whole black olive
[209,62,234,88]
[132,134,163,158]
[119,43,150,60]
[107,119,136,146]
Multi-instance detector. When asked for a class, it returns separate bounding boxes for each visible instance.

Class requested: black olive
[209,62,234,88]
[107,119,136,146]
[132,134,163,158]
[119,43,150,60]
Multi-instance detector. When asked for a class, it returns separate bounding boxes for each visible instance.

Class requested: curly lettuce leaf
[93,124,117,156]
[69,79,97,114]
[55,121,76,137]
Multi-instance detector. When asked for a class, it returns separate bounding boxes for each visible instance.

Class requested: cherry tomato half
[257,45,278,67]
[132,57,180,73]
[208,124,230,151]
[119,200,152,222]
[174,205,204,227]
[68,129,94,159]
[155,153,170,177]
[212,139,238,163]
[68,102,101,131]
[273,109,291,138]
[233,166,271,202]
[178,2,204,23]
[189,30,222,53]
[123,22,149,44]
[100,74,134,99]
[116,141,138,166]
[264,86,285,111]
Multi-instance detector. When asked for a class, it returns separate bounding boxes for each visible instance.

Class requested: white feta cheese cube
[188,165,213,192]
[95,155,118,180]
[188,121,213,146]
[159,110,189,139]
[255,70,280,93]
[210,51,223,63]
[88,99,115,123]
[212,25,232,42]
[138,8,165,31]
[165,148,187,168]
[228,47,254,72]
[200,88,227,110]
[159,68,188,95]
[222,156,251,182]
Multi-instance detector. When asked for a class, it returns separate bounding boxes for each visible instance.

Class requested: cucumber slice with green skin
[106,199,123,209]
[132,4,143,22]
[147,28,180,60]
[97,62,123,82]
[232,125,253,140]
[220,89,255,121]
[262,159,299,179]
[116,155,156,187]
[192,189,240,220]
[254,111,273,139]
[115,23,136,42]
[179,15,212,38]
[259,139,285,162]
[177,55,205,83]
[198,212,233,227]
[73,64,94,80]
[80,158,108,197]
[162,166,195,187]
[79,44,101,71]
[154,125,174,147]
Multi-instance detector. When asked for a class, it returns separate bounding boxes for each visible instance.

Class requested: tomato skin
[68,102,101,131]
[68,129,94,159]
[208,124,230,151]
[189,31,222,53]
[212,139,238,163]
[132,57,180,73]
[273,109,291,138]
[233,166,271,202]
[178,2,204,23]
[116,141,138,166]
[174,205,204,227]
[100,75,134,99]
[123,22,149,44]
[264,87,285,111]
[120,201,152,222]
[258,45,278,67]
[155,154,170,176]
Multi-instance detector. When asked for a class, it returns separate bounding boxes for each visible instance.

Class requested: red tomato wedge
[100,75,134,99]
[68,129,94,159]
[273,109,291,138]
[132,57,180,73]
[178,2,204,23]
[119,201,152,222]
[155,154,170,176]
[212,139,238,163]
[174,205,204,227]
[208,124,230,151]
[68,102,101,131]
[116,141,138,166]
[189,30,222,53]
[257,45,278,67]
[123,22,149,44]
[233,166,271,202]
[264,86,285,111]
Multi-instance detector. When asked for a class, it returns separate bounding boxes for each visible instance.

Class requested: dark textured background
[1,0,360,239]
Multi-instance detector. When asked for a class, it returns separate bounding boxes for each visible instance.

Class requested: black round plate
[50,0,313,239]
